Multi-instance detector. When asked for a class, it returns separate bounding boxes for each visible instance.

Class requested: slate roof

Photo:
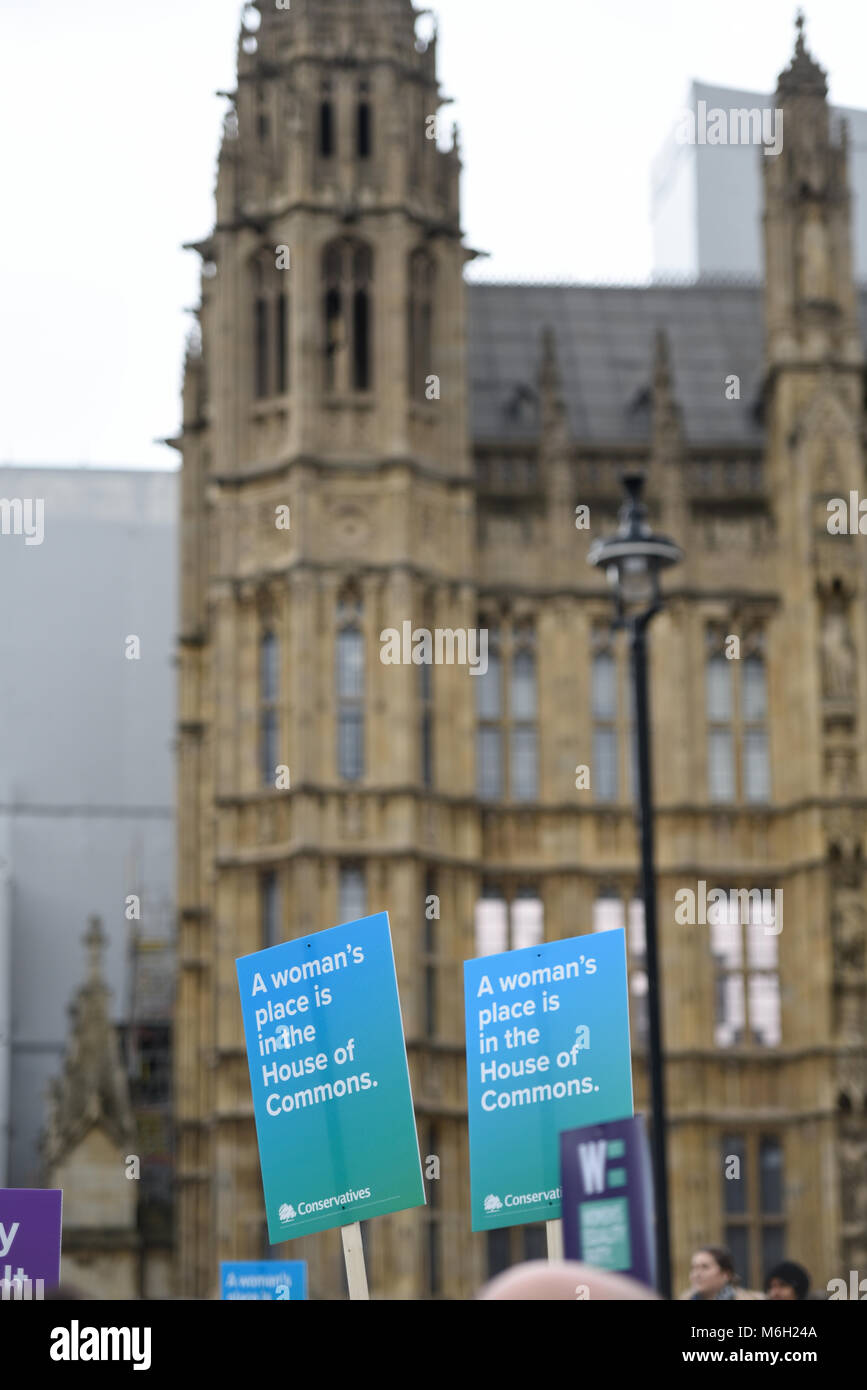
[466,281,866,449]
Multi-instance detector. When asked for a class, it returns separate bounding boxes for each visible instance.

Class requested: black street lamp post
[588,471,683,1299]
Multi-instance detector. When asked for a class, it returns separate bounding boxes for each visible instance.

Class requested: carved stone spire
[539,327,575,561]
[538,326,569,452]
[652,328,683,456]
[43,917,135,1171]
[650,329,687,554]
[763,10,861,366]
[777,10,828,99]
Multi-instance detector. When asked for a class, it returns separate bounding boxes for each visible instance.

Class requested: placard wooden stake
[546,1218,563,1261]
[341,1222,370,1300]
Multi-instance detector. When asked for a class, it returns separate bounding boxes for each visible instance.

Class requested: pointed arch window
[275,291,288,394]
[408,249,435,401]
[253,260,268,400]
[592,887,648,1047]
[256,86,269,145]
[710,890,780,1046]
[421,869,438,1037]
[338,863,366,924]
[706,629,770,803]
[260,870,280,949]
[476,624,502,799]
[357,79,373,159]
[420,658,434,788]
[251,252,289,399]
[474,884,544,957]
[336,590,365,782]
[319,79,335,158]
[742,650,770,802]
[323,239,373,393]
[260,629,279,787]
[720,1132,784,1291]
[510,623,538,801]
[476,619,538,801]
[591,628,634,802]
[707,647,734,803]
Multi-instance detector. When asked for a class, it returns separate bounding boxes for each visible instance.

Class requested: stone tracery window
[475,623,502,800]
[721,1132,785,1289]
[592,627,633,802]
[357,78,373,159]
[408,249,435,400]
[251,251,289,399]
[338,863,366,923]
[510,624,537,801]
[473,884,544,957]
[319,78,335,158]
[593,888,648,1047]
[475,617,538,802]
[706,627,770,804]
[260,870,280,949]
[336,587,365,781]
[710,891,780,1047]
[259,628,279,786]
[323,238,373,393]
[420,657,434,788]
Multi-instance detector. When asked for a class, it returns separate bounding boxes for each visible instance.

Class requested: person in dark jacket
[765,1261,810,1300]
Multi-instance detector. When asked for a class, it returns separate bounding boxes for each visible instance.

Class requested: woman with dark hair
[683,1245,764,1300]
[765,1261,810,1300]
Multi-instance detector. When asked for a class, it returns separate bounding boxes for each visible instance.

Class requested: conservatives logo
[291,1188,371,1218]
[485,1187,560,1214]
[278,1203,297,1224]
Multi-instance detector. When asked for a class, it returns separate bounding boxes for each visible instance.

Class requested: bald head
[478,1260,659,1301]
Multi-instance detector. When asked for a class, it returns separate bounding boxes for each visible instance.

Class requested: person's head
[478,1259,659,1301]
[690,1246,736,1298]
[765,1261,810,1301]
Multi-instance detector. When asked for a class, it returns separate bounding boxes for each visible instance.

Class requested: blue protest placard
[236,911,425,1243]
[220,1260,308,1301]
[560,1114,655,1287]
[464,930,633,1230]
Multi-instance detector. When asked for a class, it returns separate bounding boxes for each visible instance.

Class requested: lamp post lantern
[588,470,683,1299]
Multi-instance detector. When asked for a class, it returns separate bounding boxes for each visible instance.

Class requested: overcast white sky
[1,0,864,470]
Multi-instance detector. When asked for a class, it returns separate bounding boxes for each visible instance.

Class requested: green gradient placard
[464,930,634,1231]
[237,912,425,1242]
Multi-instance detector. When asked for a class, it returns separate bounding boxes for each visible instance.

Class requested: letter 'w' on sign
[578,1141,608,1195]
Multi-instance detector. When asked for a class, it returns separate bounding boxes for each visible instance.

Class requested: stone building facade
[175,3,866,1298]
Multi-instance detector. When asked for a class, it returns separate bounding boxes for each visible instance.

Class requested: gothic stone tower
[175,0,477,1298]
[176,9,867,1300]
[762,16,867,1282]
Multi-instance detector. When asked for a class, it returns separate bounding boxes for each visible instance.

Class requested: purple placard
[0,1189,63,1292]
[559,1115,655,1289]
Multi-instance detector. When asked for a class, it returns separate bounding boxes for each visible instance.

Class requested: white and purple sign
[0,1189,63,1297]
[560,1115,654,1288]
